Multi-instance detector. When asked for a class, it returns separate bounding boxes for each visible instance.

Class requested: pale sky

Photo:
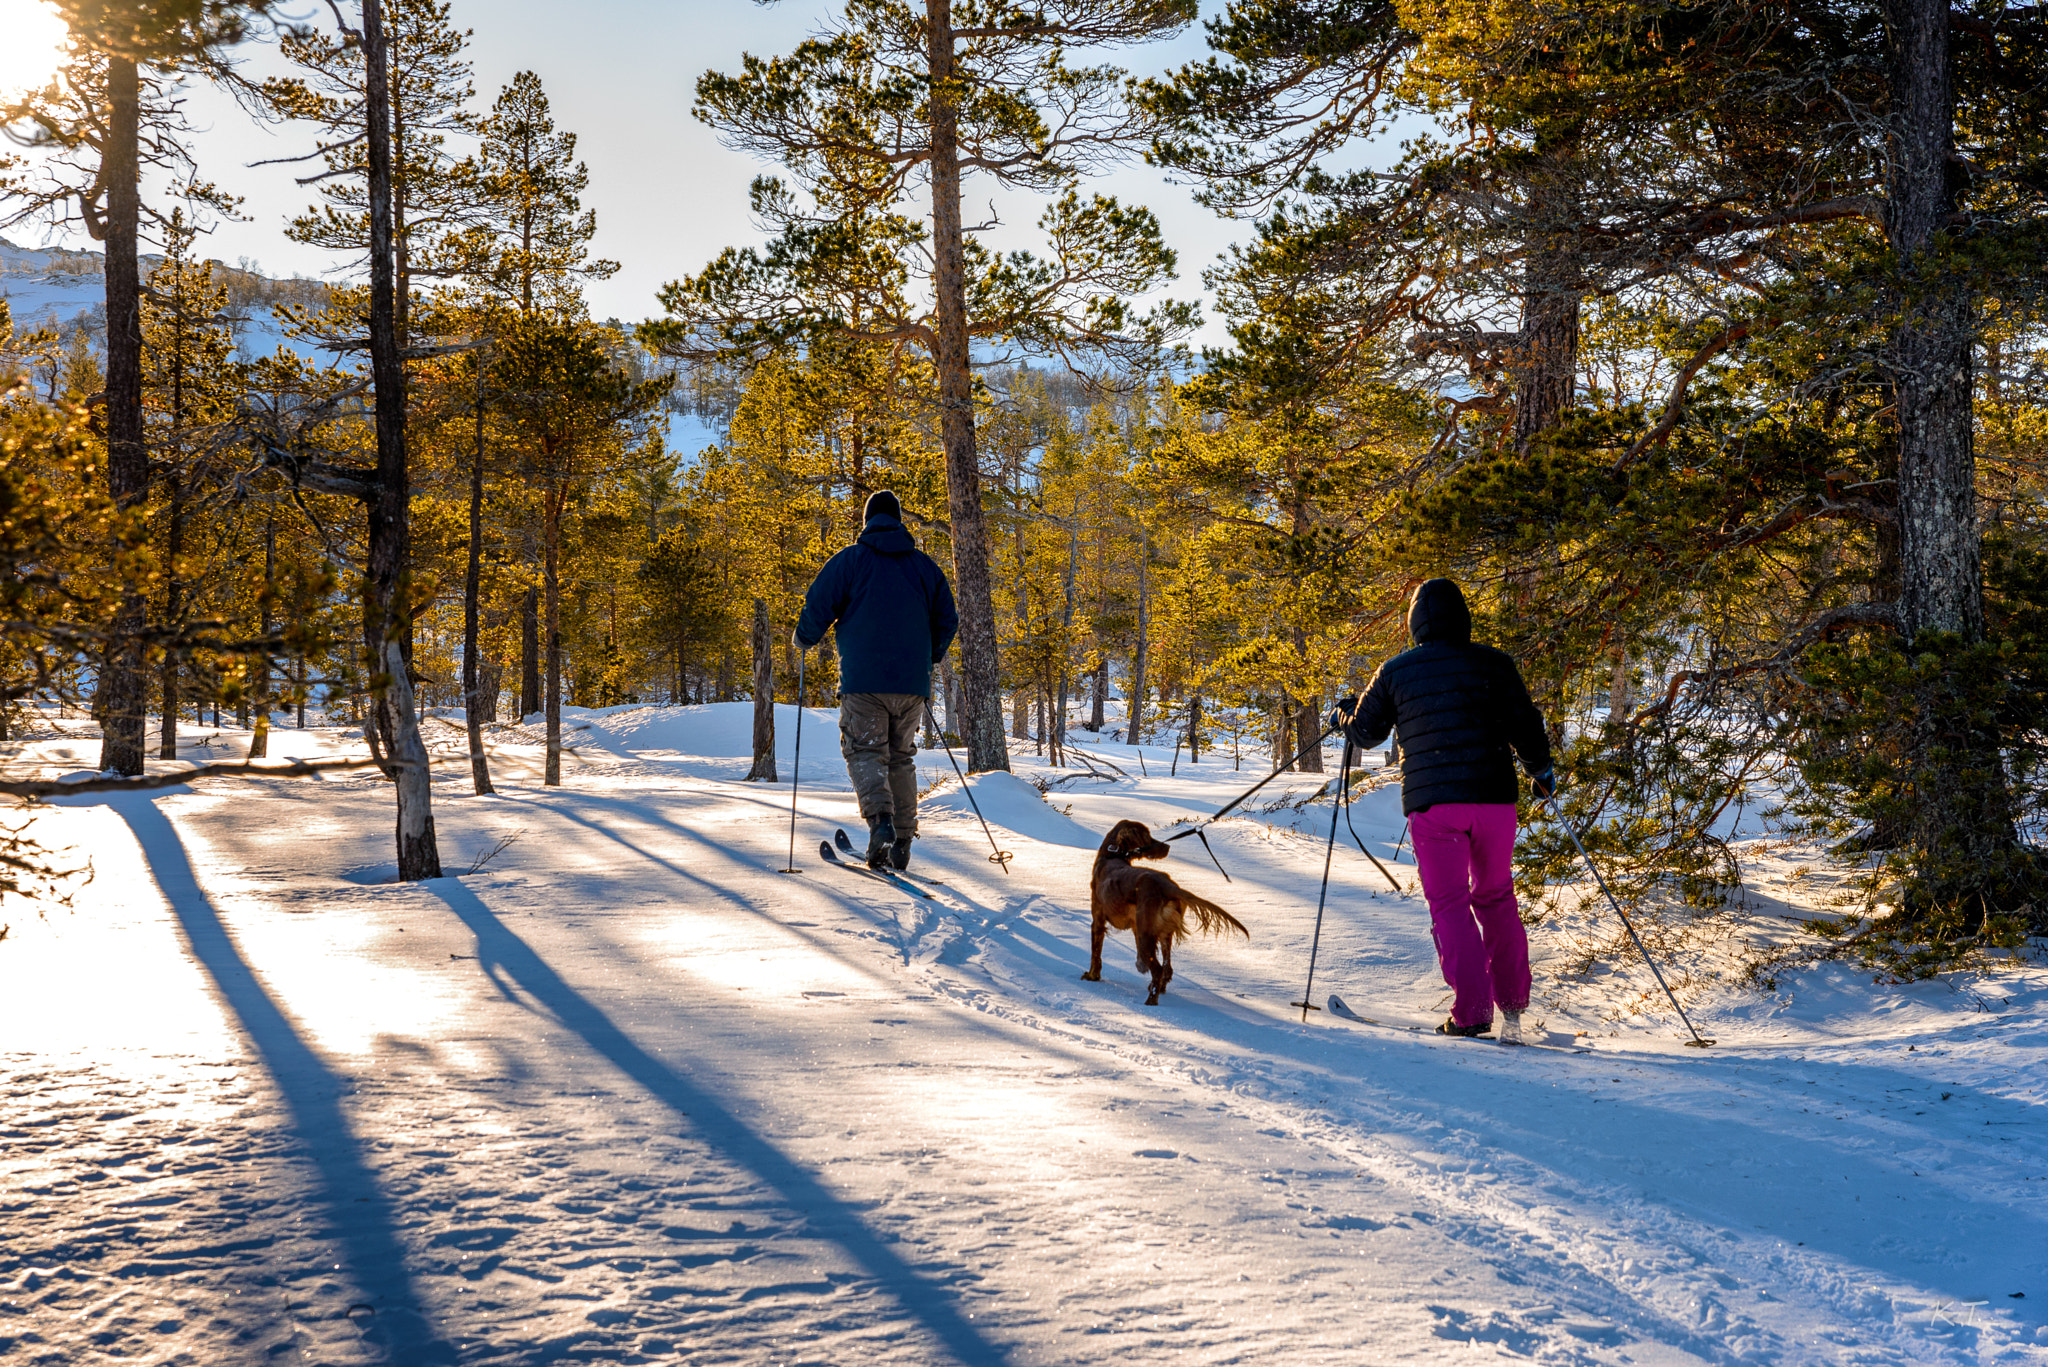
[1,0,1251,348]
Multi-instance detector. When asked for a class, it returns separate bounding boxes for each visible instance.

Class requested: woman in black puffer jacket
[1332,579,1554,1041]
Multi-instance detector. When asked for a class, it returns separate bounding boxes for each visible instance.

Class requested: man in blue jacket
[1332,579,1554,1042]
[795,491,960,870]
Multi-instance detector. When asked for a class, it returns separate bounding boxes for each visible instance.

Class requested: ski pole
[1165,723,1338,882]
[1291,737,1349,1021]
[923,699,1013,873]
[1335,742,1402,892]
[1545,791,1714,1048]
[1393,819,1410,862]
[780,651,805,874]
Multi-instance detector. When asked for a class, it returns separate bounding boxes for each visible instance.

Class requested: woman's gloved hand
[1328,694,1361,731]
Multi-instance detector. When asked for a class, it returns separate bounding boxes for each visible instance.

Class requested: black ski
[818,839,933,899]
[833,828,947,886]
[1326,995,1589,1053]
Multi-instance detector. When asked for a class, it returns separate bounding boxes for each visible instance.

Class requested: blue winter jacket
[794,514,959,697]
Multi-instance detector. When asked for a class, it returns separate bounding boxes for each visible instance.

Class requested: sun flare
[0,1,69,99]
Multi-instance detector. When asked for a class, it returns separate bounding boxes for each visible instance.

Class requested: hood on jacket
[859,513,916,555]
[1409,578,1472,645]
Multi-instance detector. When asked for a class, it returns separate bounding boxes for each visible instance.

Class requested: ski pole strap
[1167,723,1338,843]
[1337,741,1402,893]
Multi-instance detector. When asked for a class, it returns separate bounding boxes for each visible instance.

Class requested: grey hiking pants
[840,692,925,836]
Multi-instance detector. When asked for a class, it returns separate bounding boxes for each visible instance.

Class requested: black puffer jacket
[1339,579,1551,814]
[794,514,959,696]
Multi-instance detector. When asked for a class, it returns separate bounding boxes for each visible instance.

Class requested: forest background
[3,0,2047,977]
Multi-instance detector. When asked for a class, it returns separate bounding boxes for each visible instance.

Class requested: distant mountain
[0,236,338,364]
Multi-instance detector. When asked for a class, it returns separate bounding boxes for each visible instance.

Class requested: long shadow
[110,795,453,1363]
[425,876,1013,1367]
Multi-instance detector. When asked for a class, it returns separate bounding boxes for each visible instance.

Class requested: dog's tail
[1175,891,1249,942]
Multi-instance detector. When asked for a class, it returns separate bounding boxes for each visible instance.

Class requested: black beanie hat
[864,489,902,523]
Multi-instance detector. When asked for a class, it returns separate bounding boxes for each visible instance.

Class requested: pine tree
[652,0,1200,772]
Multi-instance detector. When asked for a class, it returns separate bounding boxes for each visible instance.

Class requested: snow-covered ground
[3,702,2044,1365]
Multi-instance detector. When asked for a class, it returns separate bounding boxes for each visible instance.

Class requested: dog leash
[1165,723,1338,883]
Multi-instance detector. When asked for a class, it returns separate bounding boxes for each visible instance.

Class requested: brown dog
[1083,819,1249,1004]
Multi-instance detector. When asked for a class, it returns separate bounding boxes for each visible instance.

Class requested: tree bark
[463,359,494,795]
[1186,692,1201,763]
[926,0,1009,773]
[1884,0,2015,887]
[519,581,540,718]
[362,0,441,878]
[96,54,147,776]
[1511,126,1584,455]
[747,597,777,782]
[1294,690,1323,773]
[249,518,274,759]
[157,483,186,759]
[543,487,564,786]
[1126,533,1148,744]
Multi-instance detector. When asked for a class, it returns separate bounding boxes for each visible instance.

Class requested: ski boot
[1499,1009,1525,1045]
[865,813,897,870]
[889,836,914,871]
[1435,1017,1493,1038]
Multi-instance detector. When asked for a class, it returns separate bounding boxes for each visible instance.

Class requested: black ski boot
[1435,1017,1493,1038]
[866,813,897,869]
[889,836,913,871]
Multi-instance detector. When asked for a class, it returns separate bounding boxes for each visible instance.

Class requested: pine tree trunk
[1186,693,1201,763]
[249,519,273,759]
[1294,690,1323,773]
[543,490,564,786]
[363,0,440,879]
[1091,656,1106,731]
[463,369,494,796]
[157,484,185,760]
[1885,0,2016,890]
[1511,126,1583,455]
[926,0,1009,774]
[1272,698,1292,772]
[940,654,958,736]
[747,597,777,782]
[519,581,540,718]
[97,54,147,776]
[1126,536,1148,744]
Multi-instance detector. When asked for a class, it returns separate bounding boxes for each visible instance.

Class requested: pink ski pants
[1409,803,1531,1028]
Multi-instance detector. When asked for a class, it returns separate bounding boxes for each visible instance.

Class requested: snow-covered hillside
[2,703,2043,1364]
[1,235,330,365]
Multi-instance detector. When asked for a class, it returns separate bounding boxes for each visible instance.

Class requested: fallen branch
[0,756,391,798]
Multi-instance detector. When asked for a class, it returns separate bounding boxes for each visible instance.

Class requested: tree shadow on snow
[425,876,1015,1367]
[110,794,455,1364]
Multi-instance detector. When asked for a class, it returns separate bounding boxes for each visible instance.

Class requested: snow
[2,702,2044,1365]
[2,235,339,366]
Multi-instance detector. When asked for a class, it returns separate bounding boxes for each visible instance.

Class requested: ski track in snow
[2,703,2044,1365]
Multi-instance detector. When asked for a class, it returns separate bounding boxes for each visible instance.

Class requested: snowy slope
[1,703,2043,1365]
[2,235,336,365]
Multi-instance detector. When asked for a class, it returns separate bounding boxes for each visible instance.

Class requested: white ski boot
[1499,1009,1525,1046]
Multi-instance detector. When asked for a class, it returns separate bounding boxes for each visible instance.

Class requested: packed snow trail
[2,703,2043,1365]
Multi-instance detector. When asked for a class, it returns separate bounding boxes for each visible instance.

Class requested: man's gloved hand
[1327,694,1361,731]
[1530,767,1557,800]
